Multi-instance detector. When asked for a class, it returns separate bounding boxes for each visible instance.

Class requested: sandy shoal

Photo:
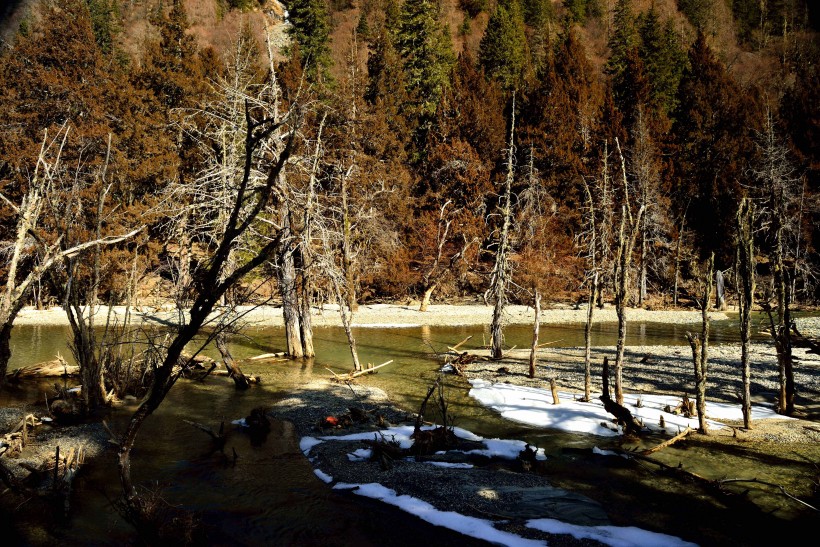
[12,303,732,328]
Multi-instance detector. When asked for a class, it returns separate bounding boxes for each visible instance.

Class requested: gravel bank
[270,381,611,546]
[459,341,820,441]
[12,303,731,328]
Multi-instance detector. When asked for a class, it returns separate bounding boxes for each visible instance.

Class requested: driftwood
[5,355,78,382]
[641,427,692,455]
[215,334,251,390]
[183,420,227,451]
[248,352,289,360]
[0,413,41,457]
[327,360,394,382]
[447,335,473,353]
[665,395,696,417]
[600,357,644,436]
[411,376,456,456]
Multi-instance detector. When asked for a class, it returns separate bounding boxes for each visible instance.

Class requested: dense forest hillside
[0,0,818,313]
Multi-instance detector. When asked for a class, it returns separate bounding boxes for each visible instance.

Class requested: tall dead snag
[277,217,304,359]
[528,289,541,378]
[686,253,714,435]
[294,114,327,360]
[629,109,667,308]
[754,108,800,415]
[735,198,755,429]
[418,201,477,312]
[613,138,645,405]
[579,144,610,402]
[0,128,141,393]
[672,204,688,308]
[314,210,363,372]
[117,84,300,519]
[490,96,516,360]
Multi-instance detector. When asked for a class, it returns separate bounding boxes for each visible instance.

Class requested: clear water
[2,315,817,546]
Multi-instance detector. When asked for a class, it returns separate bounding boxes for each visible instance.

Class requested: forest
[0,1,818,544]
[0,0,817,311]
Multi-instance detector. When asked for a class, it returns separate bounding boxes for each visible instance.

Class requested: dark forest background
[0,0,818,310]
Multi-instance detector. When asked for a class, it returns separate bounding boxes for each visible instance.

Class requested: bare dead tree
[315,220,363,372]
[629,108,667,307]
[673,202,689,308]
[0,127,141,393]
[117,72,301,521]
[418,201,478,312]
[686,253,714,435]
[578,143,610,402]
[735,197,755,429]
[490,96,516,360]
[528,288,541,379]
[613,138,645,405]
[754,108,801,415]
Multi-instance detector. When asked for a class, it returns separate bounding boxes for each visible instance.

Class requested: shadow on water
[2,314,819,545]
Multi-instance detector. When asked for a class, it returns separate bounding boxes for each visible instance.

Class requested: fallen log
[641,427,692,455]
[327,360,394,382]
[6,355,78,381]
[447,335,473,353]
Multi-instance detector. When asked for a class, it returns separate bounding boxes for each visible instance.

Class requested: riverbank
[3,303,820,546]
[13,302,732,328]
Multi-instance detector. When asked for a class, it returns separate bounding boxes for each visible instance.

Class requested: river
[1,317,817,546]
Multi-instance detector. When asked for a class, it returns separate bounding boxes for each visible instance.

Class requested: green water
[2,316,817,546]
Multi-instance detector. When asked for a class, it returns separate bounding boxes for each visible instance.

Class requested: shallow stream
[2,315,818,546]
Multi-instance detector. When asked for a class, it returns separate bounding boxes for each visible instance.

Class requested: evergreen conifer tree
[479,0,528,91]
[285,0,332,85]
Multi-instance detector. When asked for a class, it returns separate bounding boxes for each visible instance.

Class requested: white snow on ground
[332,482,550,547]
[467,378,788,436]
[302,420,704,546]
[526,518,698,547]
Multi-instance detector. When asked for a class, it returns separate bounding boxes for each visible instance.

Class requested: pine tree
[84,0,120,55]
[479,0,528,91]
[638,9,686,117]
[395,0,455,143]
[285,0,332,85]
[672,32,758,264]
[606,0,638,104]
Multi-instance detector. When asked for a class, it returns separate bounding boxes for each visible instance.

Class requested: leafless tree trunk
[419,201,477,312]
[580,166,604,402]
[673,211,687,308]
[292,114,326,359]
[340,168,358,313]
[529,289,541,379]
[736,198,755,429]
[491,96,516,360]
[118,98,299,517]
[0,128,141,393]
[755,108,799,415]
[276,187,305,359]
[613,139,645,405]
[583,271,597,401]
[715,269,726,310]
[215,331,250,389]
[686,253,714,435]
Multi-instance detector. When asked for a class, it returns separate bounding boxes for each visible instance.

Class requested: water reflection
[3,314,817,546]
